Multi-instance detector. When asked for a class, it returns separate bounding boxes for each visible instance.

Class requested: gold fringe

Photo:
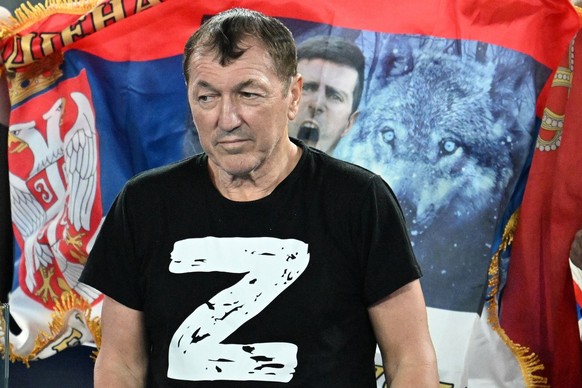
[8,292,101,366]
[486,209,550,387]
[0,0,102,40]
[575,6,582,26]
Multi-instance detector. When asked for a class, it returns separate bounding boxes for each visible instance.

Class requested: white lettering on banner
[168,237,310,382]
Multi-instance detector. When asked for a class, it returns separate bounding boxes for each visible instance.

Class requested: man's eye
[240,92,259,99]
[329,92,344,102]
[302,83,317,92]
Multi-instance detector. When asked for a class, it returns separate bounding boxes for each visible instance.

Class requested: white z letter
[167,237,309,382]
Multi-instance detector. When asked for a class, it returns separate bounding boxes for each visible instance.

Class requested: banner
[495,25,582,387]
[0,0,579,386]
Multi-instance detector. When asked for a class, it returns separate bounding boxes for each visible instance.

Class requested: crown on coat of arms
[6,52,64,105]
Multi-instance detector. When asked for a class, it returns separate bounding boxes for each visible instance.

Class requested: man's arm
[95,296,148,388]
[570,229,582,269]
[368,279,439,387]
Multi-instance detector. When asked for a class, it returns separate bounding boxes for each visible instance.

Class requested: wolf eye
[439,138,459,155]
[380,128,395,144]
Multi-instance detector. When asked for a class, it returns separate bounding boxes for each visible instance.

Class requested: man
[288,36,364,154]
[1,6,14,303]
[80,8,438,387]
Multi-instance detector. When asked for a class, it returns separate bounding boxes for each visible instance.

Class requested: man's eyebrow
[194,79,265,93]
[195,80,215,90]
[234,79,261,91]
[325,84,349,97]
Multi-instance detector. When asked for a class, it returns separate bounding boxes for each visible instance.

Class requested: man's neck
[209,141,302,202]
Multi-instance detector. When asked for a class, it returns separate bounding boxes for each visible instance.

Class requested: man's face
[187,41,301,178]
[288,58,359,154]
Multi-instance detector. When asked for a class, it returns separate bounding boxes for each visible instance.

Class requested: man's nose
[218,98,242,131]
[307,86,326,114]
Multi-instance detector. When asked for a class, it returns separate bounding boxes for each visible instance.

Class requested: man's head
[183,8,297,91]
[183,8,302,180]
[288,36,365,154]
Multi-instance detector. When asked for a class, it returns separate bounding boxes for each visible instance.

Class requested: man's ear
[288,75,302,120]
[342,110,359,137]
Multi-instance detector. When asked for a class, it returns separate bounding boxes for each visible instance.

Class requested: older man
[81,8,438,387]
[288,36,364,154]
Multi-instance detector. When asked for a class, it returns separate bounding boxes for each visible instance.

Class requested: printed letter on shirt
[167,237,310,382]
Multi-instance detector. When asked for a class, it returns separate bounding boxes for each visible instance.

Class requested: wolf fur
[340,44,535,311]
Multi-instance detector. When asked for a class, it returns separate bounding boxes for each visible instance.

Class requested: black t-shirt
[81,142,421,387]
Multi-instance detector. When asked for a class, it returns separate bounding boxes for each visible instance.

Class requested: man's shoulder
[301,147,397,208]
[306,146,378,185]
[125,154,205,192]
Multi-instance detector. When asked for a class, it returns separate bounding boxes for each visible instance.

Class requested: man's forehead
[188,45,283,86]
[187,54,288,95]
[298,58,357,73]
[191,38,269,63]
[298,59,358,89]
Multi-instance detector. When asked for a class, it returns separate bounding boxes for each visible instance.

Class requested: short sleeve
[358,175,422,306]
[80,184,144,310]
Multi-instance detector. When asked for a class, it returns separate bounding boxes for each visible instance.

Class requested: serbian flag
[0,0,190,365]
[497,20,582,388]
[0,0,579,387]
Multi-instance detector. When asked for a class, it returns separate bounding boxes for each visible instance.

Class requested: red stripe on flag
[501,30,582,386]
[69,0,579,71]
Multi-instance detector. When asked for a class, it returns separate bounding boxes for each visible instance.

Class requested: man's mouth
[297,122,319,143]
[216,136,250,152]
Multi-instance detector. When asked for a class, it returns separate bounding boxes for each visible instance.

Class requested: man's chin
[209,153,261,177]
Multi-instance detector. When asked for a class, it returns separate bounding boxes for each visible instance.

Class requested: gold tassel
[486,209,550,387]
[0,0,101,39]
[6,292,101,366]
